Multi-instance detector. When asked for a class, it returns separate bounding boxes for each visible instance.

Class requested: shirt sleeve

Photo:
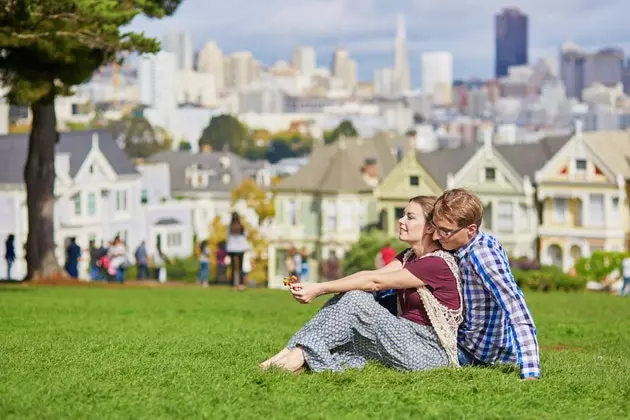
[470,246,541,379]
[403,256,447,292]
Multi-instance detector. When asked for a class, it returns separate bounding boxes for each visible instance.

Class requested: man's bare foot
[276,347,305,373]
[259,348,290,369]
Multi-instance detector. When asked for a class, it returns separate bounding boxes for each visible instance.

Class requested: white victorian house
[0,130,193,280]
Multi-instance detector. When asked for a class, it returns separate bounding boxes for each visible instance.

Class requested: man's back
[456,231,540,379]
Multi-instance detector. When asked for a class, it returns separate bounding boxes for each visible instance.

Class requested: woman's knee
[342,290,374,305]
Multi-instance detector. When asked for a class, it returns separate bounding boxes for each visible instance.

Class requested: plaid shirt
[456,232,541,379]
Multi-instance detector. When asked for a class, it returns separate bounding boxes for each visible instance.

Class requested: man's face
[431,215,477,251]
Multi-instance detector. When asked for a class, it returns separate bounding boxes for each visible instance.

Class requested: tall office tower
[139,51,178,109]
[197,41,225,89]
[162,31,193,71]
[393,14,412,94]
[293,46,317,76]
[495,8,528,78]
[421,51,453,106]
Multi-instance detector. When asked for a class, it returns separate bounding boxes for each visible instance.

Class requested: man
[135,241,149,281]
[430,189,540,380]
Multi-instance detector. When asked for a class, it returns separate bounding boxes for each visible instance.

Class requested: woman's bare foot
[276,347,305,373]
[259,348,290,369]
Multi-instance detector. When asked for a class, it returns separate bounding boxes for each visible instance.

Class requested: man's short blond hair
[433,188,483,228]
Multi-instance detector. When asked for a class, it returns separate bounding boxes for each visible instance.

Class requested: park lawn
[0,286,629,420]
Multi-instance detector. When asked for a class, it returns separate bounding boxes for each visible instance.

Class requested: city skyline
[127,0,630,82]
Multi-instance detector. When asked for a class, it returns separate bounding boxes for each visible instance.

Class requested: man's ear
[467,224,478,237]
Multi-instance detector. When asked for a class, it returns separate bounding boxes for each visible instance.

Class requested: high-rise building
[421,51,453,106]
[139,51,177,109]
[197,41,225,89]
[495,8,528,78]
[331,48,358,91]
[393,14,411,94]
[560,42,624,99]
[293,46,317,76]
[374,68,395,97]
[225,51,258,89]
[162,31,193,71]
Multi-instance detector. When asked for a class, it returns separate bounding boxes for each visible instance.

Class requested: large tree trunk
[24,94,62,280]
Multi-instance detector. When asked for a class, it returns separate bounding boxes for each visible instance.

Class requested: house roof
[583,130,630,178]
[494,133,572,180]
[275,134,407,193]
[416,144,479,188]
[0,129,138,184]
[148,150,267,193]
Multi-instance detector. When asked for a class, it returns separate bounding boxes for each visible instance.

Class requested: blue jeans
[622,277,630,296]
[197,262,209,284]
[137,264,149,280]
[115,267,125,283]
[90,266,102,281]
[457,346,487,366]
[6,259,14,281]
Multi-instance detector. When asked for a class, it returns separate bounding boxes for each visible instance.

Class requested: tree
[207,216,227,279]
[342,230,407,276]
[108,115,172,159]
[0,1,182,280]
[198,114,248,155]
[231,178,275,224]
[324,119,359,144]
[178,140,192,151]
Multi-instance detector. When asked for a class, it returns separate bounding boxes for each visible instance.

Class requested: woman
[226,212,249,291]
[107,237,128,283]
[5,234,15,281]
[260,196,462,373]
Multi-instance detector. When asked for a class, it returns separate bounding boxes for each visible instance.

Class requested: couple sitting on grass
[261,189,541,381]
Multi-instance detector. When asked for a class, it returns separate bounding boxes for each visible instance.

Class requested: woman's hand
[290,283,323,304]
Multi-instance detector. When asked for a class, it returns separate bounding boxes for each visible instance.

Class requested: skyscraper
[495,8,528,78]
[394,14,411,94]
[421,52,453,106]
[162,31,193,71]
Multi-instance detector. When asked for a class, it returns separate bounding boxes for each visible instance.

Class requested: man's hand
[522,377,539,382]
[290,283,323,304]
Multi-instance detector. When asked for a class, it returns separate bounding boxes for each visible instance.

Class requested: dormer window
[222,173,231,184]
[409,175,419,186]
[575,159,587,172]
[485,167,496,181]
[219,156,230,169]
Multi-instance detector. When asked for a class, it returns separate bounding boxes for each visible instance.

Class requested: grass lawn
[1,285,629,419]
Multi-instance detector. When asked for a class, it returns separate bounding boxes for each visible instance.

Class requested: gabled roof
[583,130,630,178]
[275,135,406,193]
[0,130,138,184]
[148,150,267,193]
[415,144,478,188]
[495,134,572,180]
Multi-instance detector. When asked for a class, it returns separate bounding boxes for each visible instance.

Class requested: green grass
[1,286,629,419]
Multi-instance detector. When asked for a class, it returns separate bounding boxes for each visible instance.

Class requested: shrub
[513,265,586,292]
[574,251,628,282]
[343,230,407,276]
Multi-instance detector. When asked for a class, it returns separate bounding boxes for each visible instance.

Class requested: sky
[128,0,630,84]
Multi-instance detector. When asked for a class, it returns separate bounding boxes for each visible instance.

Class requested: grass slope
[1,286,629,419]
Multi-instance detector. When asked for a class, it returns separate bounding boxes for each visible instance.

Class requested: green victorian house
[267,134,404,288]
[377,128,549,259]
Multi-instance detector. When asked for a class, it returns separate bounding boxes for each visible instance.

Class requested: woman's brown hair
[229,212,244,235]
[408,195,438,221]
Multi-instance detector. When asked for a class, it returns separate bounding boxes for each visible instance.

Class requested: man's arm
[470,247,541,379]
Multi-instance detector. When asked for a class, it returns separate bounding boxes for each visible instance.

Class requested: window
[326,201,337,231]
[611,197,620,227]
[89,164,94,174]
[497,202,513,232]
[395,207,405,220]
[485,167,496,181]
[340,202,354,231]
[589,194,605,227]
[409,175,419,186]
[482,204,493,230]
[286,199,297,226]
[116,190,128,211]
[87,193,96,215]
[73,194,81,216]
[357,202,366,228]
[141,190,149,205]
[518,203,528,232]
[167,232,182,247]
[575,159,587,171]
[552,198,567,224]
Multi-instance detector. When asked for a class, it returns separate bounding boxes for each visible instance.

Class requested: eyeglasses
[430,220,466,238]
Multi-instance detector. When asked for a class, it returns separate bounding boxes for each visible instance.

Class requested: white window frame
[167,232,183,248]
[588,194,605,227]
[552,198,567,224]
[518,203,528,232]
[116,189,128,212]
[497,201,514,233]
[326,200,337,231]
[87,192,96,216]
[339,201,354,231]
[73,193,81,216]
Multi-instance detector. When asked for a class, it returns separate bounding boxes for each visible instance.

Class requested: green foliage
[107,115,172,158]
[512,266,587,292]
[178,140,192,151]
[0,0,183,105]
[343,229,407,276]
[198,114,248,155]
[125,256,199,282]
[574,251,629,282]
[324,119,359,144]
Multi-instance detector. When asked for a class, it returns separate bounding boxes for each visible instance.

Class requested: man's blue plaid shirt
[455,232,541,379]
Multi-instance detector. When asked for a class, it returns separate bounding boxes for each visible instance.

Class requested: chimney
[200,144,212,153]
[91,132,100,150]
[405,129,417,155]
[361,158,379,187]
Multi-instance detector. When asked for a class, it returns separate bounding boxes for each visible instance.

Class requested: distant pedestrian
[64,237,82,279]
[5,234,15,281]
[197,240,210,288]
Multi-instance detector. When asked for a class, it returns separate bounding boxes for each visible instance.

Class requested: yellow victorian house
[535,125,628,271]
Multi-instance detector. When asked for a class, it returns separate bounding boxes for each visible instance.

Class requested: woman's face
[398,202,428,244]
